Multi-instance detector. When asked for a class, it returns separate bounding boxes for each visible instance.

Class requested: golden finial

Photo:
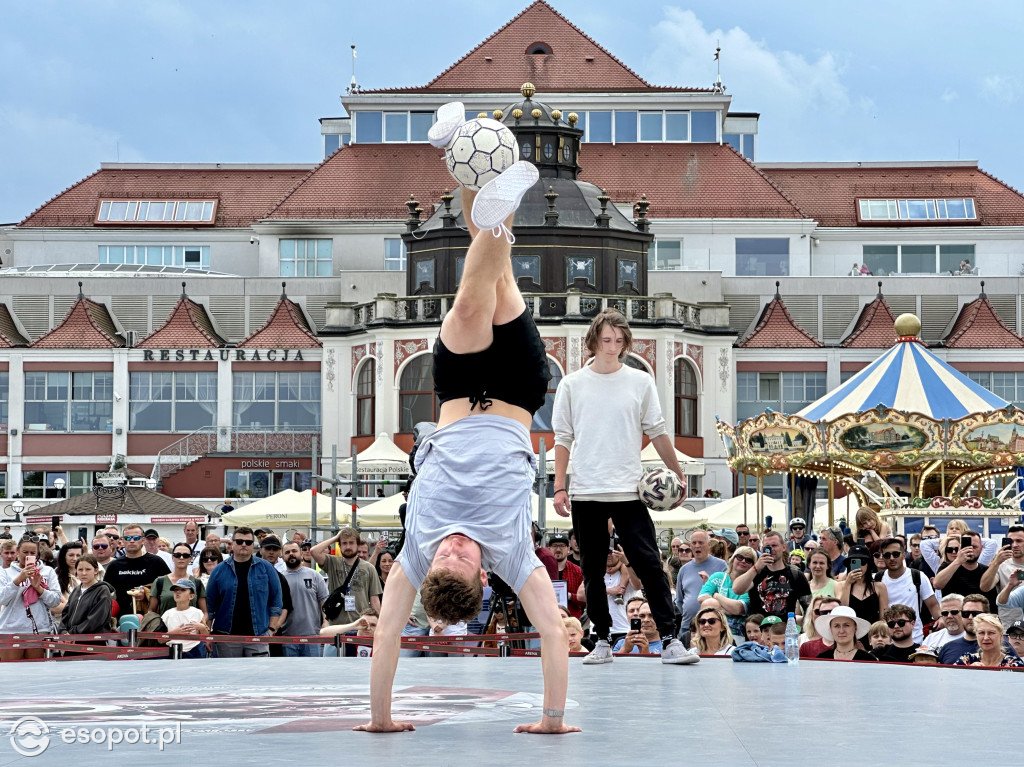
[894,314,921,338]
[492,109,504,120]
[521,82,536,98]
[477,112,487,119]
[531,108,542,119]
[567,112,579,127]
[551,109,562,122]
[511,108,523,120]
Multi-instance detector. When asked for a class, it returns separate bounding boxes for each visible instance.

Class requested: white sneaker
[427,101,466,148]
[661,639,700,665]
[470,160,539,238]
[582,639,613,665]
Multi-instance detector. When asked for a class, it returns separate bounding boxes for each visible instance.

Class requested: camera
[630,618,642,632]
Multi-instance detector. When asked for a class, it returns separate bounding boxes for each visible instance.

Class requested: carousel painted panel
[824,408,943,468]
[736,413,824,473]
[948,407,1024,468]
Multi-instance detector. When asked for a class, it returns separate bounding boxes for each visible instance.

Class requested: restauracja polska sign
[142,349,308,361]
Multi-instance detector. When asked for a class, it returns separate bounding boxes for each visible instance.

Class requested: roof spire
[876,280,883,299]
[980,280,986,298]
[280,281,288,300]
[181,281,187,300]
[774,281,781,300]
[77,281,84,299]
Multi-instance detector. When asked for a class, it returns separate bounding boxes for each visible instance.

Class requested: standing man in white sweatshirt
[553,308,692,665]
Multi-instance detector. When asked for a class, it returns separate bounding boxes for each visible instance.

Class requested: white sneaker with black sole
[470,160,539,241]
[661,638,700,664]
[427,101,466,148]
[582,639,613,665]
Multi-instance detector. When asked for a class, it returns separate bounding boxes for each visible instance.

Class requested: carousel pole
[757,474,764,531]
[789,470,796,525]
[828,461,835,527]
[743,471,749,526]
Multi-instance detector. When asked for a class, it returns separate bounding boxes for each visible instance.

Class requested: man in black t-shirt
[101,524,170,616]
[873,604,918,663]
[932,531,997,610]
[732,530,810,619]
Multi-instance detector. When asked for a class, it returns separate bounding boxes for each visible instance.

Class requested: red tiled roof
[759,164,1024,227]
[944,289,1024,349]
[19,166,312,228]
[738,286,823,348]
[238,291,321,348]
[32,289,124,348]
[0,304,29,347]
[268,142,804,221]
[842,289,897,348]
[360,2,707,95]
[140,288,226,348]
[579,143,805,218]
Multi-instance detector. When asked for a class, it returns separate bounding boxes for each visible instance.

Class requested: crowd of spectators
[2,510,1024,668]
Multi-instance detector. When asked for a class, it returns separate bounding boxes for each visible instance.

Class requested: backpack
[137,611,168,647]
[875,568,933,624]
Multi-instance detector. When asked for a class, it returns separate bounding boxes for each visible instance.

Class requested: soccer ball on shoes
[638,467,684,512]
[445,118,520,190]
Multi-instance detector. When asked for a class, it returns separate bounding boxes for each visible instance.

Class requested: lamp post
[11,500,24,523]
[52,477,66,498]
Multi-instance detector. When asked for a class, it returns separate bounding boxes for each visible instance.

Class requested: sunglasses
[940,610,961,617]
[734,555,755,565]
[679,548,692,554]
[697,617,719,626]
[880,551,904,560]
[201,557,219,563]
[961,610,983,618]
[945,548,960,555]
[814,609,833,616]
[172,552,191,559]
[92,544,109,550]
[886,619,911,628]
[233,539,254,546]
[122,535,142,542]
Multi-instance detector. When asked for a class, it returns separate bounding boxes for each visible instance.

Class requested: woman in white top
[0,537,62,659]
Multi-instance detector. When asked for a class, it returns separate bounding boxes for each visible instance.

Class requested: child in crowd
[745,614,765,645]
[161,578,208,659]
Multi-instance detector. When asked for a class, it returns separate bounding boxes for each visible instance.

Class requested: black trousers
[571,498,674,642]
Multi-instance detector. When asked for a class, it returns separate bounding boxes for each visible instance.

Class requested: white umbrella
[336,432,411,476]
[702,493,787,529]
[639,442,705,476]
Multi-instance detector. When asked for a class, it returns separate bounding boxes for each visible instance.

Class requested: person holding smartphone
[932,530,998,611]
[0,536,62,659]
[980,525,1024,594]
[731,530,811,620]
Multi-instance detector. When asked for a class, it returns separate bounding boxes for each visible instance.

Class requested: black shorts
[433,308,550,415]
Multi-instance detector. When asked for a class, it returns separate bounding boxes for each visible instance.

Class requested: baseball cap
[760,616,783,627]
[1007,619,1024,636]
[548,534,570,546]
[172,578,196,591]
[908,645,939,661]
[714,528,739,545]
[260,535,282,549]
[143,529,160,539]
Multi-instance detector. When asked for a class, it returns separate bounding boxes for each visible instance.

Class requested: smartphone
[630,618,642,632]
[1002,537,1013,548]
[848,559,864,571]
[960,535,973,548]
[762,546,772,556]
[25,555,36,569]
[380,532,388,544]
[51,515,60,531]
[1017,569,1024,581]
[77,527,89,542]
[856,538,866,547]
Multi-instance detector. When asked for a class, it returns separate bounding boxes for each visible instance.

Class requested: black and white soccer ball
[445,118,519,190]
[637,467,684,512]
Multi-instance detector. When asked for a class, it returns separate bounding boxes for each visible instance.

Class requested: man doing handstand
[355,102,578,735]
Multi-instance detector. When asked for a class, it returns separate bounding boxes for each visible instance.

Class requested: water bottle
[785,612,800,665]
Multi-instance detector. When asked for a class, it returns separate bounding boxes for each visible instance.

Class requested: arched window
[531,360,563,431]
[399,354,438,432]
[675,359,698,437]
[527,42,552,55]
[624,355,651,374]
[356,359,375,437]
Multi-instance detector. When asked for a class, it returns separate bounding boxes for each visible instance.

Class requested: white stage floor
[0,656,1018,766]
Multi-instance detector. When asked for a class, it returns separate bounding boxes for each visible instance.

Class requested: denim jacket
[205,556,282,637]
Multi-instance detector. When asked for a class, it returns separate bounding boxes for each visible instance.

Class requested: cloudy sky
[4,1,1023,223]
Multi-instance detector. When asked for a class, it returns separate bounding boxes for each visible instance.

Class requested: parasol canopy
[336,432,411,476]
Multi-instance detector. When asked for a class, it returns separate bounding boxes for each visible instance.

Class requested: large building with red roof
[2,1,1024,515]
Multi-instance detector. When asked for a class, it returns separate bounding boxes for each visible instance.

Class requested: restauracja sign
[142,349,307,361]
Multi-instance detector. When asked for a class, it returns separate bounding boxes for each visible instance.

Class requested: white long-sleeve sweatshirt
[552,364,667,498]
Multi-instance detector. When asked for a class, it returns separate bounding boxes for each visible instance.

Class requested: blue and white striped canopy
[797,340,1008,421]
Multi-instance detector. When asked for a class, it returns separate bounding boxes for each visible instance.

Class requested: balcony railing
[152,426,319,481]
[328,291,726,332]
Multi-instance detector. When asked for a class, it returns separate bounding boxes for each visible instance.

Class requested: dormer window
[527,43,552,55]
[857,197,977,222]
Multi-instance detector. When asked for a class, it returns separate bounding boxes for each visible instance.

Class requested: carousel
[716,314,1024,532]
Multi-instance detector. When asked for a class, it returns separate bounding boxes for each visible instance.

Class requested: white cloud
[941,88,958,103]
[645,8,850,115]
[981,74,1020,103]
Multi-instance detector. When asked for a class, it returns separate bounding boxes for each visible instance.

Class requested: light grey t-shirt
[280,565,328,637]
[675,556,728,628]
[397,416,543,593]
